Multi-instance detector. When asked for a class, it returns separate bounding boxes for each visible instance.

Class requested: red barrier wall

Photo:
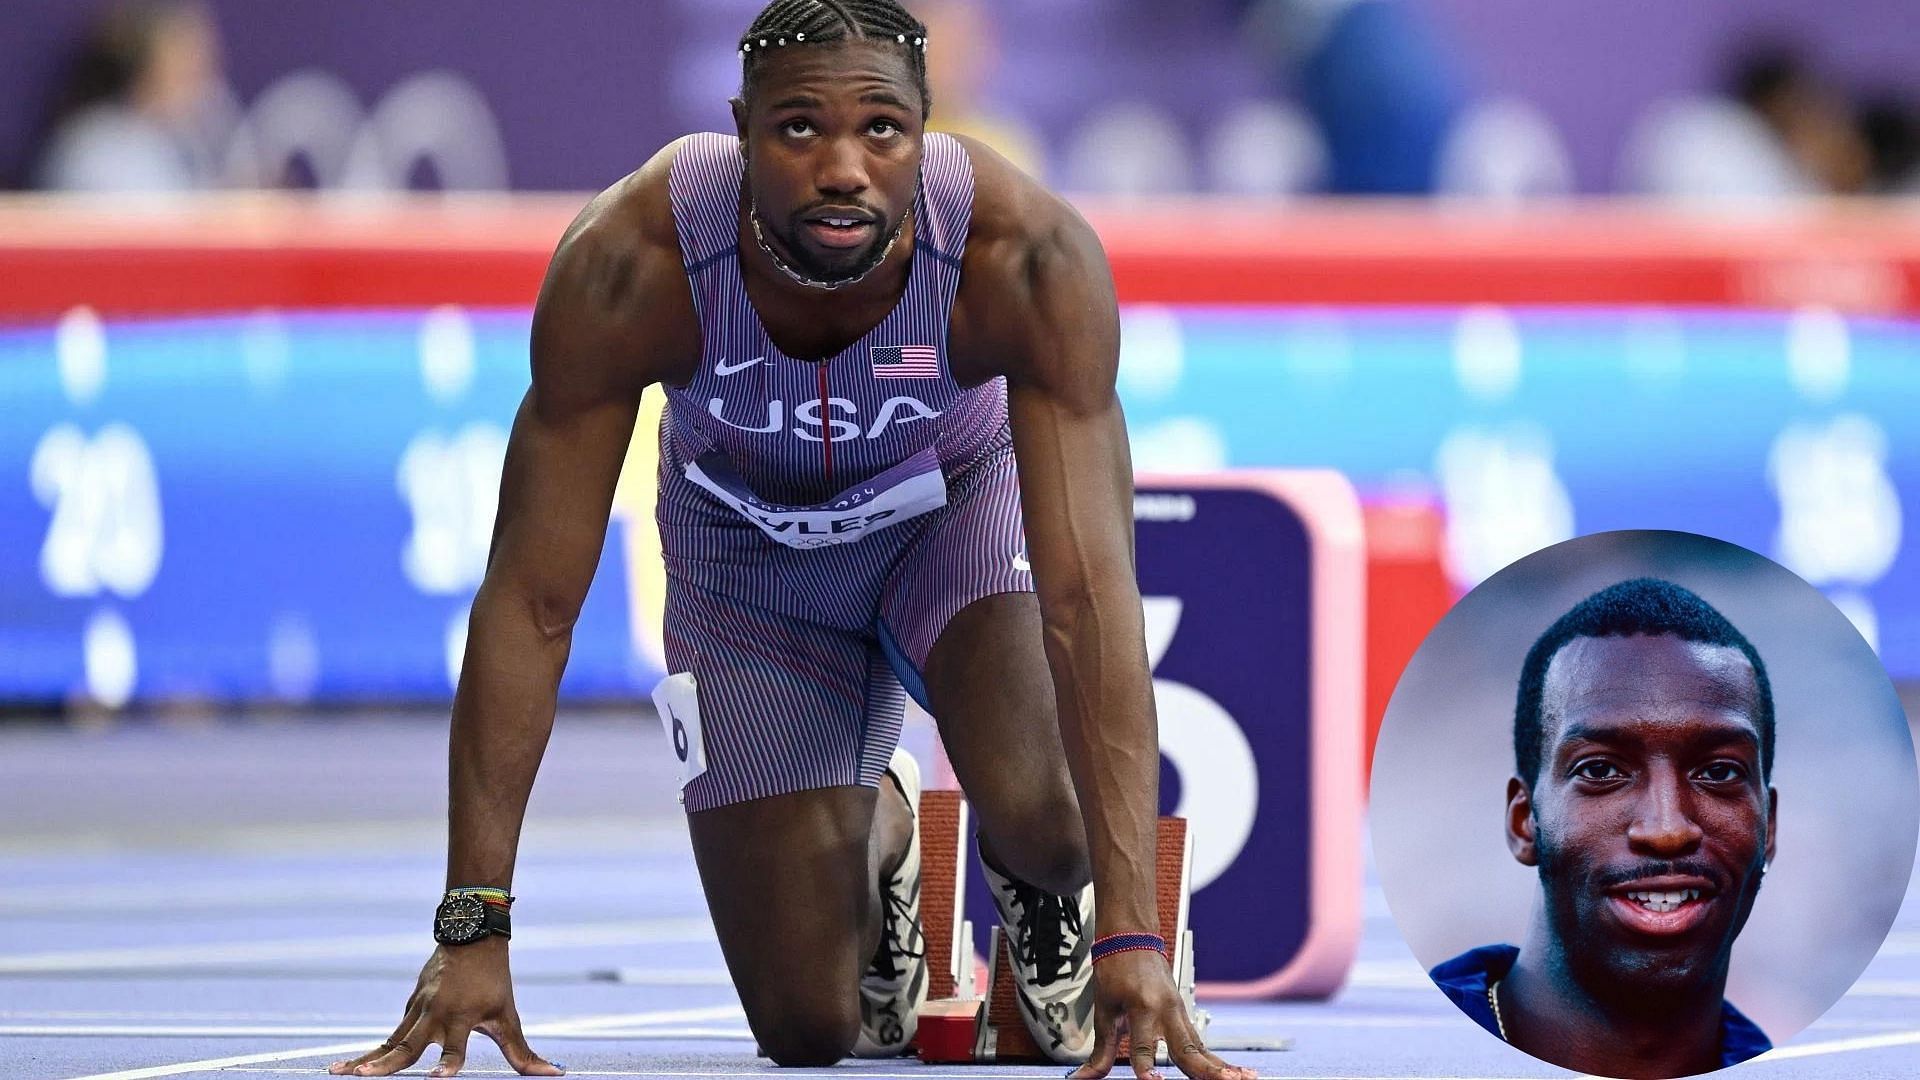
[3,196,1918,318]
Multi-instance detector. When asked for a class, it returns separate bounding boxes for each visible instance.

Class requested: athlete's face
[1509,634,1776,998]
[734,41,924,284]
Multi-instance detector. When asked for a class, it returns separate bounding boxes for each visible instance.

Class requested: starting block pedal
[912,787,981,1062]
[916,788,977,1002]
[919,816,1202,1065]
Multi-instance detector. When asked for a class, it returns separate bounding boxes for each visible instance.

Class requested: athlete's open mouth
[1623,887,1702,913]
[1604,877,1718,936]
[803,210,879,250]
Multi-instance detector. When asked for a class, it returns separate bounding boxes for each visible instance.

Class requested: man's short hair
[1514,577,1774,785]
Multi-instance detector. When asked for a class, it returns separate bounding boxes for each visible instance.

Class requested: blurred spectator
[1063,103,1194,196]
[1240,0,1467,194]
[1734,45,1872,196]
[919,0,1045,180]
[1435,98,1574,204]
[1622,43,1872,200]
[1859,97,1920,195]
[31,0,233,194]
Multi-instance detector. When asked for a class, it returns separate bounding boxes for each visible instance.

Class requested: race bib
[650,672,708,791]
[683,446,948,550]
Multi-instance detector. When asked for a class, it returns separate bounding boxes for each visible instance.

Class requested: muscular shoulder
[532,138,701,405]
[949,135,1117,394]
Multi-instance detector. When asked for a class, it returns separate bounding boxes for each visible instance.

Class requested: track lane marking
[60,1040,373,1080]
[1749,1028,1920,1062]
[56,1006,752,1080]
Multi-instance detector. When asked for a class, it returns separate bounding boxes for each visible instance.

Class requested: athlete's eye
[868,119,902,137]
[1695,761,1747,784]
[781,119,816,137]
[1572,759,1625,782]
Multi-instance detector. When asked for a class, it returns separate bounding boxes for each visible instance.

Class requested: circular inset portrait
[1371,530,1917,1079]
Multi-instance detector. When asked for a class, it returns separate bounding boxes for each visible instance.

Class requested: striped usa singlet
[660,130,1004,522]
[653,133,1032,811]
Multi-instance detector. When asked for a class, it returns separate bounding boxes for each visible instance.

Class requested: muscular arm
[955,143,1159,934]
[332,145,701,1080]
[445,149,698,891]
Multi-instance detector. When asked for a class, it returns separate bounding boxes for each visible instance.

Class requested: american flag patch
[871,344,940,379]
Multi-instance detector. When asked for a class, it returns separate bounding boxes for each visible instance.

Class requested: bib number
[650,672,708,790]
[682,446,948,550]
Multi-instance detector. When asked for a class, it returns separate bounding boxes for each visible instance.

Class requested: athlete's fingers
[1166,1013,1244,1080]
[428,1024,470,1078]
[349,1018,431,1076]
[480,1009,566,1076]
[1127,1013,1164,1080]
[1069,1007,1122,1079]
[330,999,425,1074]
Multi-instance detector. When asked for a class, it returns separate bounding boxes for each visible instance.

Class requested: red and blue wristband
[1090,932,1167,963]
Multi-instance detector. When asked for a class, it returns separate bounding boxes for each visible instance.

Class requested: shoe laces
[1005,881,1083,987]
[869,870,926,981]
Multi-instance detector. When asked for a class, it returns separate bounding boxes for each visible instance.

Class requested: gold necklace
[1487,975,1510,1042]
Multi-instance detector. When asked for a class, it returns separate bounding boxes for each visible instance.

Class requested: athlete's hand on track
[1070,951,1256,1080]
[326,940,563,1077]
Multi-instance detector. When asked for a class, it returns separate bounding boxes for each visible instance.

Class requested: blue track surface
[3,715,1916,1079]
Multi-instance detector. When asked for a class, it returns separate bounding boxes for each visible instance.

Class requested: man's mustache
[1592,860,1729,892]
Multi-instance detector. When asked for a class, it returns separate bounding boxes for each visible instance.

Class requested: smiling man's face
[1520,633,1777,996]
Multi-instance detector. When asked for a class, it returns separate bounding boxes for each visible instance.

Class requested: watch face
[437,895,488,944]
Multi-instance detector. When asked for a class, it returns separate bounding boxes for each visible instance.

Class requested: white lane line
[0,877,685,916]
[1873,930,1920,956]
[4,1025,753,1040]
[1843,978,1920,997]
[0,815,686,861]
[60,1040,373,1080]
[18,1006,749,1038]
[599,967,735,986]
[0,918,714,973]
[54,1007,756,1080]
[538,1005,744,1033]
[12,1026,422,1038]
[220,1074,1525,1079]
[2,1011,401,1022]
[1751,1029,1920,1062]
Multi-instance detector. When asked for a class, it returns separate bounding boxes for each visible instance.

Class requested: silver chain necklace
[749,203,911,291]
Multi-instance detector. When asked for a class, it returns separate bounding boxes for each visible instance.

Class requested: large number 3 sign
[1133,474,1366,1000]
[1144,596,1259,893]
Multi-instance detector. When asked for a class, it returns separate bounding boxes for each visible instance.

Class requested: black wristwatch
[433,892,512,946]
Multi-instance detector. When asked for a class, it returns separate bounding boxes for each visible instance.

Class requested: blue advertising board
[2,304,1915,707]
[0,309,646,705]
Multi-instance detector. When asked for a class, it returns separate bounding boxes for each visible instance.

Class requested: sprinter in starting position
[332,3,1249,1077]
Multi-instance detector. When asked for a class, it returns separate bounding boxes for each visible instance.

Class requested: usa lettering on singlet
[659,131,1008,553]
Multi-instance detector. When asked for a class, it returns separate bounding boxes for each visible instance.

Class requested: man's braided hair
[739,0,931,117]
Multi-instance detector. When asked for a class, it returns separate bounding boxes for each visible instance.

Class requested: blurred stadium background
[2,1,1918,1077]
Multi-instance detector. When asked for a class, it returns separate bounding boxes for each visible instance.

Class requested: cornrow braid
[739,0,932,117]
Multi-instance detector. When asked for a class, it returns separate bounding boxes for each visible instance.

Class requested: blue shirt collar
[1429,944,1772,1069]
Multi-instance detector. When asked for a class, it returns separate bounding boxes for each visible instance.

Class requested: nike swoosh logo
[715,356,765,376]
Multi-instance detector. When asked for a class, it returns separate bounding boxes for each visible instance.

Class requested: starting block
[916,788,978,1002]
[918,815,1202,1065]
